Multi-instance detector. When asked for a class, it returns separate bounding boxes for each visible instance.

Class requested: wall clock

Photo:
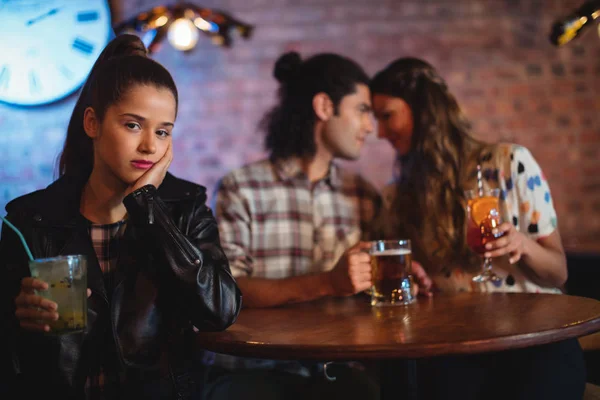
[0,0,112,106]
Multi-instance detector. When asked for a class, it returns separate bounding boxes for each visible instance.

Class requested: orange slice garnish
[469,196,499,226]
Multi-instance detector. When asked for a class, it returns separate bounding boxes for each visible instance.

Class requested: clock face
[0,0,112,106]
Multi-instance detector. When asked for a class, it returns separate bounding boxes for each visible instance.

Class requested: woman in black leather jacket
[0,34,242,399]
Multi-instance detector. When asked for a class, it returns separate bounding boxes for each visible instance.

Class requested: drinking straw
[0,216,34,261]
[476,164,484,197]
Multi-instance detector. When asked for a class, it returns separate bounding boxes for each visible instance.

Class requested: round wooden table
[198,292,600,359]
[197,292,600,399]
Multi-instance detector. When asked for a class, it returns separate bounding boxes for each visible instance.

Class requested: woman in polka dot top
[368,57,585,400]
[371,58,586,400]
[370,58,566,295]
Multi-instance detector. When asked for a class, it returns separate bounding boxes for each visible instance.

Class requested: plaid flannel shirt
[210,158,381,372]
[85,220,126,399]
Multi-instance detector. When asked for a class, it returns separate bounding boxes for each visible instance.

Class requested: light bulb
[194,17,218,33]
[154,15,169,27]
[167,18,199,51]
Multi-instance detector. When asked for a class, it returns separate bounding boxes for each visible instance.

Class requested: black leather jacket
[0,173,241,398]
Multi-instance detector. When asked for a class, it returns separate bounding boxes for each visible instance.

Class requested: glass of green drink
[29,255,87,334]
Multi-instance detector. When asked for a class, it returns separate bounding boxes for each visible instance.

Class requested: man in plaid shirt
[204,52,383,399]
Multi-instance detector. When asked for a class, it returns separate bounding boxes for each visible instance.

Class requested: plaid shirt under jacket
[86,220,126,399]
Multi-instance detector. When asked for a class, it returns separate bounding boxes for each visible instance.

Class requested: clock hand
[26,8,61,26]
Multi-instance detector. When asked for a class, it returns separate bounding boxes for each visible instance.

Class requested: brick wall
[1,0,599,247]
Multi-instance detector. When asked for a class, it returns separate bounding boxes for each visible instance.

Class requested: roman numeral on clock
[77,11,99,22]
[29,71,41,94]
[72,37,94,55]
[59,65,74,80]
[0,66,9,91]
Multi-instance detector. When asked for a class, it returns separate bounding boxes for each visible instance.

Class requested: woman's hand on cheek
[126,143,173,196]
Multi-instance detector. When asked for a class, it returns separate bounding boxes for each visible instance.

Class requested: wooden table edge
[197,315,600,360]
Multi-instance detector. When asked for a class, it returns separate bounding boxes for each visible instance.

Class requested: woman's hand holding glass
[15,277,92,332]
[483,222,527,264]
[411,260,433,297]
[15,277,58,332]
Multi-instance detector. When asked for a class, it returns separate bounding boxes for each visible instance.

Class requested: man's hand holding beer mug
[327,241,374,297]
[326,240,432,305]
[366,240,432,307]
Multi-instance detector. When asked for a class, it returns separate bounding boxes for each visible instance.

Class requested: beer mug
[369,240,414,307]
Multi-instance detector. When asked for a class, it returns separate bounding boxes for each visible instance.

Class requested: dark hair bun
[110,33,147,58]
[273,51,302,83]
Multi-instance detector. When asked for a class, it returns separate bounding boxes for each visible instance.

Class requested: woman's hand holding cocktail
[15,277,93,332]
[483,222,527,264]
[411,260,433,297]
[15,277,58,332]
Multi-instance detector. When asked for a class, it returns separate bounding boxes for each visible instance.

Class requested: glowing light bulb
[155,15,168,27]
[167,18,199,51]
[195,17,211,31]
[194,17,218,33]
